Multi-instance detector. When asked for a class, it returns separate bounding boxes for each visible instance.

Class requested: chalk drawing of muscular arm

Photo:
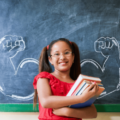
[0,35,39,101]
[81,37,120,99]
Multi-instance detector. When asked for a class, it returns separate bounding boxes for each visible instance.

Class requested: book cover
[69,97,97,108]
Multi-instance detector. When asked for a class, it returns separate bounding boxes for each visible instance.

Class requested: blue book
[69,96,97,108]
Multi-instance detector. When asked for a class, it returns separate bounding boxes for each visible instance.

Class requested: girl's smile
[59,61,68,66]
[59,61,68,65]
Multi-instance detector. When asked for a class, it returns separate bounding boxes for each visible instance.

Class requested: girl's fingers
[94,84,99,91]
[87,83,95,91]
[96,85,99,91]
[91,84,99,94]
[84,83,99,95]
[91,84,97,91]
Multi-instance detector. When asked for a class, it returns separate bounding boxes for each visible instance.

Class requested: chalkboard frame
[0,104,120,112]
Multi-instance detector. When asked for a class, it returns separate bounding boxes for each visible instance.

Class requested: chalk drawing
[0,35,39,101]
[81,37,120,99]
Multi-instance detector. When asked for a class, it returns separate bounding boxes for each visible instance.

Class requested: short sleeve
[33,71,51,89]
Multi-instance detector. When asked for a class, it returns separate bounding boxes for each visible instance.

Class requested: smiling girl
[33,38,98,120]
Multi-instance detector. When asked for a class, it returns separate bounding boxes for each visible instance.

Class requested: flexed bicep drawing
[0,35,39,102]
[81,37,120,99]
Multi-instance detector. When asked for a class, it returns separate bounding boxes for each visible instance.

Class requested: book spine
[77,84,89,95]
[72,81,85,96]
[71,80,83,96]
[66,76,82,96]
[75,82,86,95]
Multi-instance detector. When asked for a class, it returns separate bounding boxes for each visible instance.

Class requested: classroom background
[0,0,120,119]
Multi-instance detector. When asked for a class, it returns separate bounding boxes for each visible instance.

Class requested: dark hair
[33,38,81,107]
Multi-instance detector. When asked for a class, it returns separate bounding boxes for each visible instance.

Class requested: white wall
[0,112,120,120]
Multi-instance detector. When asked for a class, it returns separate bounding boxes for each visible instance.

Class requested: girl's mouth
[59,62,68,65]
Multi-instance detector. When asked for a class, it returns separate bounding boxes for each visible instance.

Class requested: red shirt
[33,71,82,120]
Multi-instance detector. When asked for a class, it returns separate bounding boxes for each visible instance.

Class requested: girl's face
[49,41,74,72]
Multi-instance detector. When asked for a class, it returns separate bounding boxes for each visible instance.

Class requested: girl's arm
[37,78,99,108]
[53,104,97,119]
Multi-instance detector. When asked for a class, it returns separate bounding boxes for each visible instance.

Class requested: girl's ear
[48,56,53,65]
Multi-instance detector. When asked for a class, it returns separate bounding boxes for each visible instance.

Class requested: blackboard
[0,0,120,111]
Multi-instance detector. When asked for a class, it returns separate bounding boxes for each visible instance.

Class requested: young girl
[33,38,99,120]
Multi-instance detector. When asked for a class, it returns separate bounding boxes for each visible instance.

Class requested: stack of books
[66,74,105,108]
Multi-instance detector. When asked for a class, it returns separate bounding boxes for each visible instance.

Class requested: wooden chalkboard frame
[0,104,120,112]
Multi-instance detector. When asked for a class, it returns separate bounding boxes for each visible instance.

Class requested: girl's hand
[53,107,68,116]
[81,82,99,103]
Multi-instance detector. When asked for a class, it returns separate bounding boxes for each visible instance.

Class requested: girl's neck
[52,69,73,82]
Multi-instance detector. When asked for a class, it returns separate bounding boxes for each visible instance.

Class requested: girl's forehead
[51,41,71,51]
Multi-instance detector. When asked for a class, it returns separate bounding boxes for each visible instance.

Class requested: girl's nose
[59,53,65,59]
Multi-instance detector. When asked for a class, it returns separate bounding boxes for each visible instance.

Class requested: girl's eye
[54,53,59,56]
[65,51,69,54]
